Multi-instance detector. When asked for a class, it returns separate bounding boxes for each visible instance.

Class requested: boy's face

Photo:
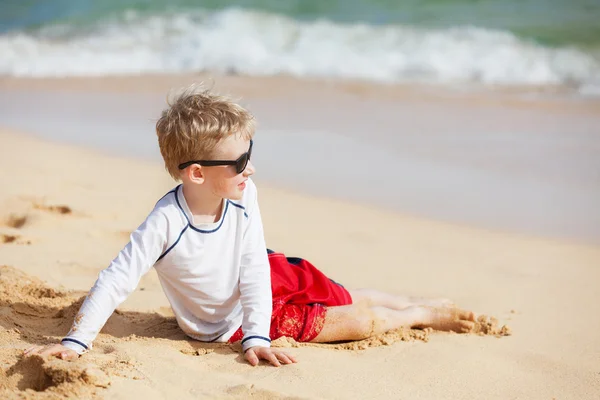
[199,135,255,201]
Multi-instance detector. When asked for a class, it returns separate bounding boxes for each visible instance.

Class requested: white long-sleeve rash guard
[61,178,272,354]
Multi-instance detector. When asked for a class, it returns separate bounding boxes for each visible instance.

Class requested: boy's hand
[244,346,297,367]
[24,344,79,361]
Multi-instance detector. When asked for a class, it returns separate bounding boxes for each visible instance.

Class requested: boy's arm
[60,210,168,354]
[238,188,272,352]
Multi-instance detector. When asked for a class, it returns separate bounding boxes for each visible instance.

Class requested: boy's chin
[227,190,244,201]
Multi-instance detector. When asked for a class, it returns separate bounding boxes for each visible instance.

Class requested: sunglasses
[178,140,253,175]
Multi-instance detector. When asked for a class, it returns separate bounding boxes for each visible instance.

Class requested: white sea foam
[1,8,599,93]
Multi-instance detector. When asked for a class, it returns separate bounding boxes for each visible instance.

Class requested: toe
[458,310,475,322]
[458,321,475,333]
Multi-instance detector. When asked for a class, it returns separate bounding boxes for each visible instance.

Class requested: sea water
[1,0,600,95]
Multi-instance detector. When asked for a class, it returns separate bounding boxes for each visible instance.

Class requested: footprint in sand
[2,214,28,229]
[1,198,72,227]
[1,213,31,245]
[0,234,19,244]
[0,234,31,246]
[0,201,72,245]
[33,203,72,215]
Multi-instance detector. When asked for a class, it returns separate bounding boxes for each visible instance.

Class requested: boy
[26,86,476,367]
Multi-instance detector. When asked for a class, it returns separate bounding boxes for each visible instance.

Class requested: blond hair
[156,85,256,180]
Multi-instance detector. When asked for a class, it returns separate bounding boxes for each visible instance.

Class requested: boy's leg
[311,304,475,343]
[349,288,454,310]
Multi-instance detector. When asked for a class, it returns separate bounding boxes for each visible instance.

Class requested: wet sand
[1,75,599,243]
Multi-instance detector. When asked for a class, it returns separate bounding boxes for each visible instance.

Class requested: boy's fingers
[29,346,45,355]
[265,352,281,367]
[60,351,78,361]
[245,349,259,366]
[282,351,297,363]
[40,346,60,357]
[276,353,293,365]
[24,345,43,355]
[245,348,290,367]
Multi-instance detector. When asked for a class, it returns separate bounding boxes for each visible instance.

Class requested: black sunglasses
[178,140,253,174]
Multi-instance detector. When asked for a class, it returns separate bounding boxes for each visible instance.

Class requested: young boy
[26,86,475,367]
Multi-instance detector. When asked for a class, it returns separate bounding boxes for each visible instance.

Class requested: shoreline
[2,73,600,115]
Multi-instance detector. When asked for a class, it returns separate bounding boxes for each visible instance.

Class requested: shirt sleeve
[61,210,168,354]
[238,183,273,352]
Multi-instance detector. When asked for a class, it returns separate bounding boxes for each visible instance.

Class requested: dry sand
[0,107,599,397]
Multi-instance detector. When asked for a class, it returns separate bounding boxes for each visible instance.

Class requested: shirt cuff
[61,338,89,355]
[241,335,271,352]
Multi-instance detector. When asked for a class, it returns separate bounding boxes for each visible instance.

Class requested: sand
[1,127,599,399]
[1,73,600,399]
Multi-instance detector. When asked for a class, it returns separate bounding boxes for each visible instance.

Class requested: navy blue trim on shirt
[189,200,229,233]
[155,185,180,206]
[241,335,271,345]
[173,187,230,233]
[228,201,248,218]
[61,338,88,350]
[174,187,191,225]
[157,224,189,261]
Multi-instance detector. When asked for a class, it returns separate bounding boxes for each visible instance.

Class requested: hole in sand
[4,356,54,392]
[2,355,111,394]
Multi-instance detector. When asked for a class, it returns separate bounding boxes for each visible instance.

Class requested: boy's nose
[244,160,255,176]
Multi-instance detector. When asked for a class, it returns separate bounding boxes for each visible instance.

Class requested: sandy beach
[1,75,600,399]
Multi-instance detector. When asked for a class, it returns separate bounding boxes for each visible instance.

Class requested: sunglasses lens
[236,153,249,174]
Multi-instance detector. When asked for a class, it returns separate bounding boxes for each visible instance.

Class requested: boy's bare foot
[413,306,475,333]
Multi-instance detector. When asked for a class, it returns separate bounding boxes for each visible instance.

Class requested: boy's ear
[188,165,205,184]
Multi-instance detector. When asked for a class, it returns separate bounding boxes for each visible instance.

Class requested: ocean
[1,0,600,94]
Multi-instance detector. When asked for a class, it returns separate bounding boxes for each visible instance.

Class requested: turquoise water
[1,0,599,93]
[3,0,600,47]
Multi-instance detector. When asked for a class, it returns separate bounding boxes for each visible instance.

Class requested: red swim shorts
[228,250,353,344]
